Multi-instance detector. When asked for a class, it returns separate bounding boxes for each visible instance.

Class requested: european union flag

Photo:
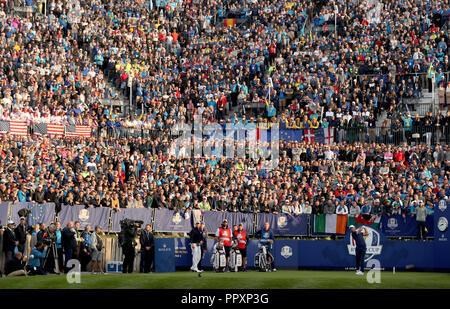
[280,129,303,142]
[315,128,325,144]
[27,202,55,227]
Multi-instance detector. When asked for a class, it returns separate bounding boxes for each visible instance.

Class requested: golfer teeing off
[349,225,368,275]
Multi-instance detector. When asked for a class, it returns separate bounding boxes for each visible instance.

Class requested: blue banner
[111,208,153,232]
[273,240,300,268]
[153,209,192,233]
[174,237,192,267]
[10,202,55,227]
[58,205,110,231]
[257,213,308,236]
[434,199,450,270]
[0,202,9,226]
[203,211,254,235]
[380,214,434,237]
[155,238,175,273]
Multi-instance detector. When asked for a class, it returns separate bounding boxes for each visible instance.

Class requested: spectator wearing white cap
[2,220,18,264]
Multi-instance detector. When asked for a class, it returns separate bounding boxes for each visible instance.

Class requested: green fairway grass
[0,270,449,289]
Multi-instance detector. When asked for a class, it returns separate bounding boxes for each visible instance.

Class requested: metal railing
[96,125,174,141]
[334,125,449,146]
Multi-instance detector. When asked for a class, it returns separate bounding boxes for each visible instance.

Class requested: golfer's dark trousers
[355,247,366,272]
[64,247,73,272]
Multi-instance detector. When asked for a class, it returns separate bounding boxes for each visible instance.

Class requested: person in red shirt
[269,43,276,64]
[215,219,232,271]
[233,223,248,271]
[394,149,405,162]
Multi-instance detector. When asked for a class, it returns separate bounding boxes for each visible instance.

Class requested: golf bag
[211,242,227,272]
[254,244,274,272]
[228,241,242,272]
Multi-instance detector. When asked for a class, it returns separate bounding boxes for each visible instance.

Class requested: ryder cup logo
[78,209,89,221]
[281,246,292,259]
[277,216,288,228]
[387,218,398,230]
[347,226,383,262]
[439,200,447,212]
[172,212,182,225]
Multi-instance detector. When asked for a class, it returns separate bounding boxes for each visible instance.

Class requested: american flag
[48,123,64,135]
[34,123,65,136]
[65,124,91,137]
[9,121,28,136]
[0,121,9,133]
[33,123,48,135]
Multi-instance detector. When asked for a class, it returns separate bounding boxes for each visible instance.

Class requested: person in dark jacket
[350,225,368,275]
[62,221,77,272]
[189,222,203,273]
[5,251,27,277]
[3,221,19,262]
[198,222,207,271]
[14,217,27,253]
[36,223,46,241]
[139,224,154,273]
[80,225,93,272]
[33,185,46,203]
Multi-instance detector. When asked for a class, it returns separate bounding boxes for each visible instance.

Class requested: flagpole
[334,5,338,40]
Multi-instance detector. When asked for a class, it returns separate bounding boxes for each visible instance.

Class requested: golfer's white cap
[349,225,355,229]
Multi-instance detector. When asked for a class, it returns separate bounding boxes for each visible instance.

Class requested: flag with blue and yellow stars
[280,129,303,142]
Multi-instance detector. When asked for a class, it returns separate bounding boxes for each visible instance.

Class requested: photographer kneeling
[27,241,48,275]
[5,252,28,277]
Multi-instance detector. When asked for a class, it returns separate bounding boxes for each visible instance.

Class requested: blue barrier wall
[155,238,176,273]
[172,235,440,271]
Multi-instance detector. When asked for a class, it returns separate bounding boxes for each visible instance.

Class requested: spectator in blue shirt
[28,241,47,275]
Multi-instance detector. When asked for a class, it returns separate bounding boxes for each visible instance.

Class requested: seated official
[5,252,28,277]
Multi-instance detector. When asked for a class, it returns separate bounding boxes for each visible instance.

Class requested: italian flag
[314,214,348,234]
[347,214,380,229]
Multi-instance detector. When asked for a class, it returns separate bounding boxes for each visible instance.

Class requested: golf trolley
[228,240,242,272]
[254,244,274,272]
[211,241,227,272]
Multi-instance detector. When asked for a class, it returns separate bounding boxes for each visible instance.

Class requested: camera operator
[119,219,139,274]
[139,224,154,273]
[5,251,28,277]
[14,217,27,253]
[80,225,92,272]
[62,221,77,272]
[28,241,48,275]
[41,223,58,274]
[3,220,19,263]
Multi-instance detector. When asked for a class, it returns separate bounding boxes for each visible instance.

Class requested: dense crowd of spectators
[0,0,448,221]
[0,134,448,219]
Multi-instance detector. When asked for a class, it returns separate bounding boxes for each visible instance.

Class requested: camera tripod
[43,242,60,274]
